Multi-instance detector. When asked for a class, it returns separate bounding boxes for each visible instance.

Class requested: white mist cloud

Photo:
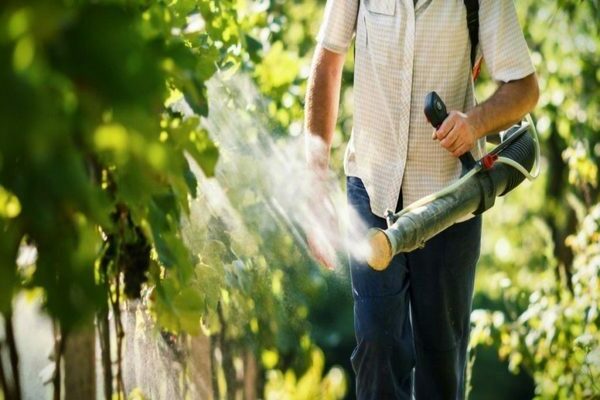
[179,75,371,271]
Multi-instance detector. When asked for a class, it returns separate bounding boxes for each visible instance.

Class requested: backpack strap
[463,0,481,79]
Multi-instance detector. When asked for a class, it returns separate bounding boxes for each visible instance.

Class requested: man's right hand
[306,211,339,270]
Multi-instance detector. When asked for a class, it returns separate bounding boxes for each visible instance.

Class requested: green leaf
[186,129,219,177]
[185,80,209,117]
[244,34,263,63]
[183,164,198,198]
[172,286,204,334]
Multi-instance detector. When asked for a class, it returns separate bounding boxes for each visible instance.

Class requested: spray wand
[367,92,540,270]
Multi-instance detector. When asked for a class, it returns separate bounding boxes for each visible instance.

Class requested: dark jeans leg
[408,214,482,399]
[346,177,414,400]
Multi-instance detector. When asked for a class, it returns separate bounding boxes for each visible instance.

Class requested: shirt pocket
[365,0,396,16]
[361,1,397,65]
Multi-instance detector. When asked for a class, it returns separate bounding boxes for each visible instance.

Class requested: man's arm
[303,45,346,269]
[434,72,540,157]
[304,45,346,175]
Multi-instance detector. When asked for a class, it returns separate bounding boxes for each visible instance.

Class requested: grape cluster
[122,227,151,299]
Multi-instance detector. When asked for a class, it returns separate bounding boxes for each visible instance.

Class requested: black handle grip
[424,91,476,171]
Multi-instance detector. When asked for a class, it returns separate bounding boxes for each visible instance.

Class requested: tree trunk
[243,350,257,400]
[544,124,575,293]
[189,333,213,400]
[97,308,112,400]
[63,326,96,400]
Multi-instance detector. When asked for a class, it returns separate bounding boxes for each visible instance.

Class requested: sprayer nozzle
[367,229,393,271]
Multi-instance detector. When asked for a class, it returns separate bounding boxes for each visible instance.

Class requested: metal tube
[367,174,484,270]
[366,96,539,270]
[366,134,533,270]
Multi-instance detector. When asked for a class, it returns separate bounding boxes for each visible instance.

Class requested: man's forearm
[468,72,540,139]
[434,72,539,156]
[304,46,346,172]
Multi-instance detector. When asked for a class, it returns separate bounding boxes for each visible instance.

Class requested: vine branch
[5,313,21,400]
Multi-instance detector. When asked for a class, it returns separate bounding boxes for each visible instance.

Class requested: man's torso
[346,0,485,217]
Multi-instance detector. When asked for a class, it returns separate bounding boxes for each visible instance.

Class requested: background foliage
[0,0,599,399]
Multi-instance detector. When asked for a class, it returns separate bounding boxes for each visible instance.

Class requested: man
[304,0,539,398]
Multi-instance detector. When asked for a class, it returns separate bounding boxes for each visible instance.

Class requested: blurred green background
[0,0,599,399]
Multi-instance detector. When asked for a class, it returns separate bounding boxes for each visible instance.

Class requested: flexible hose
[514,113,541,180]
[497,157,537,181]
[495,114,541,192]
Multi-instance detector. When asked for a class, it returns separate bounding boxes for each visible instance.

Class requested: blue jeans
[346,176,482,400]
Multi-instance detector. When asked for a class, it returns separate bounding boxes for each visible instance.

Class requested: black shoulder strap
[463,0,480,68]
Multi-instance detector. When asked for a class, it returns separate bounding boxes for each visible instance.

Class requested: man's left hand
[432,111,480,157]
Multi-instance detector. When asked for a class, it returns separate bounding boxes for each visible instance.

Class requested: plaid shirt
[317,0,535,217]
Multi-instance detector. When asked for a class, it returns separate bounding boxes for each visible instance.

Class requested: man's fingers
[307,233,336,270]
[434,121,453,140]
[440,126,459,149]
[307,236,326,265]
[434,111,460,140]
[434,111,477,157]
[452,144,471,158]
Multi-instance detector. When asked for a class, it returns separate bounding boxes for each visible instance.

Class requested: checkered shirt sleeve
[316,0,359,54]
[480,0,536,82]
